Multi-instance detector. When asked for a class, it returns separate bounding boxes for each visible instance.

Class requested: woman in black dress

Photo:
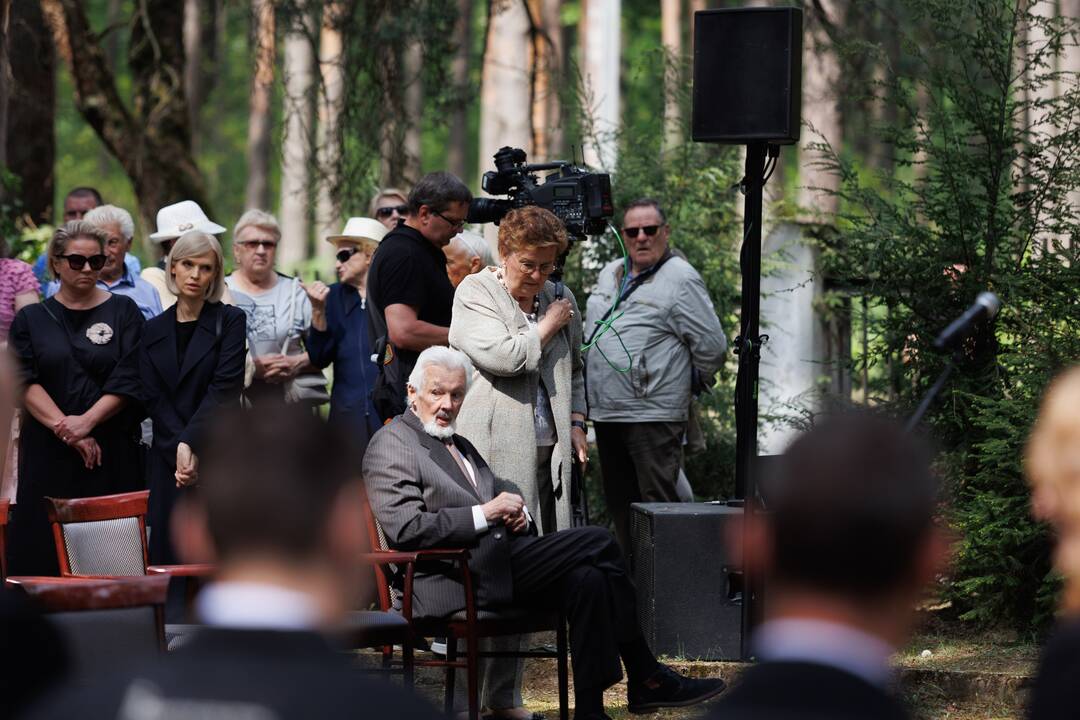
[8,221,145,576]
[139,231,245,565]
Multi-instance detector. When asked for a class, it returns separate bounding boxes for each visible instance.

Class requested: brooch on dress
[86,322,114,345]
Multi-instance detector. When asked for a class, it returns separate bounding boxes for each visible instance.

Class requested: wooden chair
[361,495,570,720]
[0,498,9,581]
[44,490,213,580]
[5,574,170,672]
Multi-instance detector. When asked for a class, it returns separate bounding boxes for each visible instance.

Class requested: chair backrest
[6,575,169,671]
[0,498,9,581]
[360,490,398,611]
[45,491,149,577]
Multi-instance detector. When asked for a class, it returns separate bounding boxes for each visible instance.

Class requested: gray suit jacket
[363,409,528,618]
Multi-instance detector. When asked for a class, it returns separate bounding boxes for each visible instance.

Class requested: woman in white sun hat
[142,200,231,309]
[303,217,387,454]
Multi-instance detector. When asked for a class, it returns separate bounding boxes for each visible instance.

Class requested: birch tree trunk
[447,0,473,180]
[278,4,317,266]
[315,3,346,263]
[244,0,275,211]
[478,0,531,247]
[579,0,620,170]
[661,0,681,152]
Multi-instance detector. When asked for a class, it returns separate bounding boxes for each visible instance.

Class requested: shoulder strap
[282,277,299,354]
[584,251,676,347]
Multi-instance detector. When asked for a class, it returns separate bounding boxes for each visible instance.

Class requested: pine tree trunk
[315,3,346,264]
[184,0,202,153]
[447,0,473,180]
[579,0,620,169]
[528,0,563,161]
[278,4,316,266]
[244,0,275,211]
[403,40,423,183]
[798,0,843,217]
[479,0,532,176]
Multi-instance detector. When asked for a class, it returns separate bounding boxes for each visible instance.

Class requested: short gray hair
[84,204,135,241]
[452,230,495,267]
[166,231,227,303]
[407,346,474,396]
[233,208,282,242]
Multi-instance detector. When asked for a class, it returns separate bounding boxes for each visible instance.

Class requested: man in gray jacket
[585,198,727,555]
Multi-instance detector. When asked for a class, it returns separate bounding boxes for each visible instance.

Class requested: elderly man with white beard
[362,346,726,720]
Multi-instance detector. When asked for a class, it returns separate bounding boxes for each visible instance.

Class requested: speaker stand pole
[735,141,767,661]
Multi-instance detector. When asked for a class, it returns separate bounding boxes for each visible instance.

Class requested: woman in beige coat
[447,206,587,720]
[450,206,587,535]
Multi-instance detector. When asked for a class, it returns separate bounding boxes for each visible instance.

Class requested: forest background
[1,0,1078,636]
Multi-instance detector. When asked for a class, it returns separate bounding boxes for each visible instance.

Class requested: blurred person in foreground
[139,231,246,565]
[364,346,726,720]
[708,412,948,720]
[444,229,495,288]
[370,187,409,230]
[28,403,441,720]
[304,217,388,455]
[45,204,162,320]
[7,222,145,576]
[1025,366,1080,720]
[365,172,470,420]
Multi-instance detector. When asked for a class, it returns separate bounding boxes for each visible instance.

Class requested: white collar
[752,618,896,688]
[196,581,322,631]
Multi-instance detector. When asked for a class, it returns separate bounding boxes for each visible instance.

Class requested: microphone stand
[904,350,962,433]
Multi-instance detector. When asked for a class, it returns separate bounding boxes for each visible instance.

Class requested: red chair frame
[0,498,9,581]
[361,495,570,720]
[5,574,170,651]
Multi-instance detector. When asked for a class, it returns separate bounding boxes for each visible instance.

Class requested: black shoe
[626,664,726,713]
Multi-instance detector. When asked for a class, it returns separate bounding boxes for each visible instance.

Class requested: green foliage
[820,0,1080,629]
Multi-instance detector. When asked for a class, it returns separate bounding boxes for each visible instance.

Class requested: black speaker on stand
[692,6,803,660]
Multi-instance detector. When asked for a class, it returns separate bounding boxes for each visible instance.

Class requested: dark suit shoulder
[27,629,442,720]
[1029,619,1080,719]
[709,661,909,720]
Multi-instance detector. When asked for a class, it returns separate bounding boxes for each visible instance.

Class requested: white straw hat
[148,200,226,243]
[325,217,389,246]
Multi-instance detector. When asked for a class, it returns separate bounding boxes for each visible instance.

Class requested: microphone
[933,291,1000,350]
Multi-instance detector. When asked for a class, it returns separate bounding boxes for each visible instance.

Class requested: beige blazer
[449,268,586,533]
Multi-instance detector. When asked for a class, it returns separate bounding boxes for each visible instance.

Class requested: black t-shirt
[366,224,454,370]
[175,319,198,365]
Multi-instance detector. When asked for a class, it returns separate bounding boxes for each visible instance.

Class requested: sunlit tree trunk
[315,2,346,264]
[579,0,620,170]
[244,0,275,211]
[661,0,681,152]
[798,0,843,217]
[447,0,473,180]
[278,3,316,266]
[528,0,563,160]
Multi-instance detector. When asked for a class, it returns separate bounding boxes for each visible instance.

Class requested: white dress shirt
[196,581,322,631]
[752,618,896,688]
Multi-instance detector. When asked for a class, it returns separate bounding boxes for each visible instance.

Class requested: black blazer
[1029,619,1080,719]
[26,627,442,719]
[707,661,910,720]
[139,302,247,461]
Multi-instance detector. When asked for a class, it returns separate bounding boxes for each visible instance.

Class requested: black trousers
[508,525,646,692]
[594,421,685,557]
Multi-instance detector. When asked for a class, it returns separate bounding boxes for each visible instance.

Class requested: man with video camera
[366,172,472,421]
[584,198,727,558]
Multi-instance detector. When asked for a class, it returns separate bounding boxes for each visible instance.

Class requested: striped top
[0,259,39,342]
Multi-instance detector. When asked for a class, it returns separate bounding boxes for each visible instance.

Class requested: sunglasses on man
[56,253,107,271]
[622,225,663,239]
[236,239,278,250]
[375,204,408,219]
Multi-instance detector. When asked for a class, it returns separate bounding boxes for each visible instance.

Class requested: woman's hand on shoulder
[539,297,574,333]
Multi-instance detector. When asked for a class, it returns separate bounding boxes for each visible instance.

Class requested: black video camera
[466,146,614,239]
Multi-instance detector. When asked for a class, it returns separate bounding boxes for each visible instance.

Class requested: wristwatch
[571,420,587,431]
